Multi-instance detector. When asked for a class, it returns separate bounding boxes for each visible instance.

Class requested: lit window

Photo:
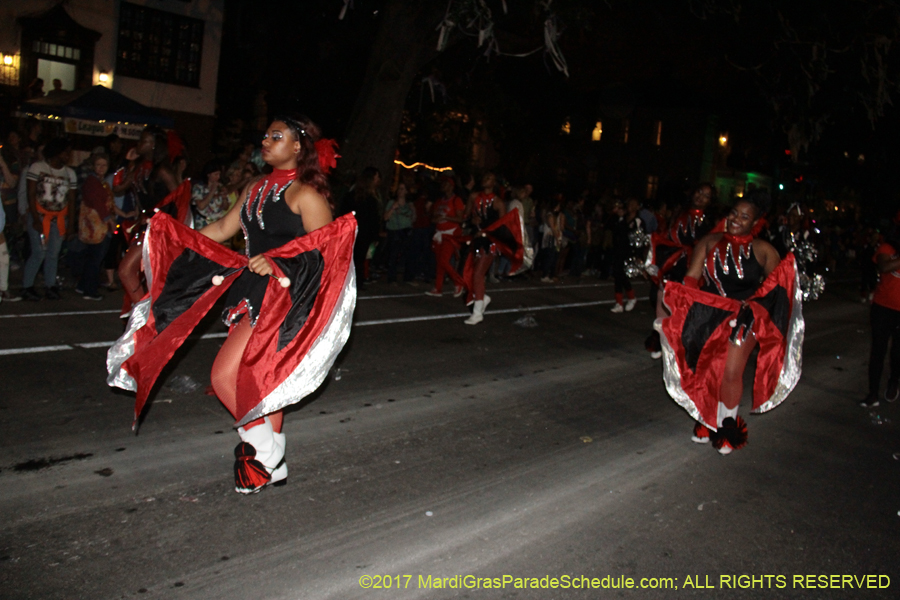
[591,121,602,141]
[654,120,662,146]
[719,133,728,147]
[117,1,205,87]
[560,119,571,135]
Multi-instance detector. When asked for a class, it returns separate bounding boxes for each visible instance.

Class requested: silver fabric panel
[106,297,152,392]
[511,207,533,273]
[655,317,718,431]
[236,264,358,427]
[752,265,805,413]
[142,222,154,289]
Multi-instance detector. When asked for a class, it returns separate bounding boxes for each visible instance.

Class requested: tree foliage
[690,0,900,159]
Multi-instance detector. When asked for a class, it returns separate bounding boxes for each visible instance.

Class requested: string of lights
[393,160,453,172]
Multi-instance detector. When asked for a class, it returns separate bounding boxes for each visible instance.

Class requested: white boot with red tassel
[233,416,287,494]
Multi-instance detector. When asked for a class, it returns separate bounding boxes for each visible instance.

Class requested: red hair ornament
[315,138,340,174]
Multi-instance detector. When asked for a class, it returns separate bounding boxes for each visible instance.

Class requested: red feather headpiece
[315,138,340,174]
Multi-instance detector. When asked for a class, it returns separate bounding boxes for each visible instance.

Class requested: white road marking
[361,281,616,300]
[0,297,646,356]
[355,298,628,326]
[0,309,121,319]
[0,282,620,318]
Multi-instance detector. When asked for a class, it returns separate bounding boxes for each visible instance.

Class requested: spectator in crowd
[539,194,564,283]
[46,79,67,97]
[0,151,20,301]
[383,181,415,283]
[25,78,45,99]
[76,153,116,300]
[104,134,126,170]
[173,154,189,186]
[343,167,382,284]
[21,119,43,155]
[192,160,230,229]
[409,175,435,281]
[22,137,77,300]
[568,192,590,278]
[636,198,658,234]
[585,202,606,277]
[1,132,25,266]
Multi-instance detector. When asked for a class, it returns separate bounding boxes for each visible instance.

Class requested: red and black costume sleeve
[107,211,358,429]
[645,208,717,285]
[654,254,804,430]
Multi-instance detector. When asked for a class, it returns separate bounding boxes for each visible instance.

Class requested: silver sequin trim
[106,297,152,392]
[707,240,752,296]
[222,297,259,328]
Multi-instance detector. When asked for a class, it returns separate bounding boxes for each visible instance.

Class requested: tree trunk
[338,1,446,186]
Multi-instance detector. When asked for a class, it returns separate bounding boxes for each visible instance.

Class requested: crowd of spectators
[0,120,889,307]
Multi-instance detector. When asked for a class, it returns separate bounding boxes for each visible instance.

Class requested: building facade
[0,0,223,163]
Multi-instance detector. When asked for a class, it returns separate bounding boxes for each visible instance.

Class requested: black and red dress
[223,169,307,326]
[107,170,357,429]
[459,192,527,304]
[655,234,804,430]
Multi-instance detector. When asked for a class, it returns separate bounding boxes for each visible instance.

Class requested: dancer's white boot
[234,416,287,493]
[465,294,490,325]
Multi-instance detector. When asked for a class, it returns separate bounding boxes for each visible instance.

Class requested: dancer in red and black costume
[462,173,506,324]
[770,203,825,302]
[426,174,467,298]
[107,115,355,493]
[645,184,717,357]
[655,191,804,455]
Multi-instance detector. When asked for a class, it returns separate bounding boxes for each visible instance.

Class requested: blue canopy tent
[18,85,174,136]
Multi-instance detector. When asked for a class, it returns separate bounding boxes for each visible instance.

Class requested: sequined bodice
[474,191,500,228]
[702,234,765,300]
[671,208,705,246]
[240,169,307,255]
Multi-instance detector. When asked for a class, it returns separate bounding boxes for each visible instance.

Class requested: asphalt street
[0,276,898,600]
